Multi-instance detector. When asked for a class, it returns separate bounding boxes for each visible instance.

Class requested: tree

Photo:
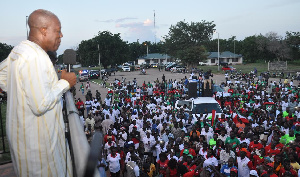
[128,41,143,63]
[240,35,262,63]
[285,31,300,61]
[0,43,13,62]
[177,45,208,68]
[164,20,216,66]
[264,32,290,61]
[77,31,129,68]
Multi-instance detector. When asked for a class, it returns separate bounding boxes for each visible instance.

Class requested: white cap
[249,170,258,177]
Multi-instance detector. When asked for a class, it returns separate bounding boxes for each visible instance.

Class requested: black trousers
[110,171,120,177]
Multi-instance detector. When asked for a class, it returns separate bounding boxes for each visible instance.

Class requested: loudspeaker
[188,82,197,98]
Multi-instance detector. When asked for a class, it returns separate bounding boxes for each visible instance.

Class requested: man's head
[28,9,63,52]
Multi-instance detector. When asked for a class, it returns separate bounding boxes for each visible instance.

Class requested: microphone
[62,49,78,176]
[63,49,76,72]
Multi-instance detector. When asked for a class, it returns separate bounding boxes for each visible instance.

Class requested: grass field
[198,61,300,74]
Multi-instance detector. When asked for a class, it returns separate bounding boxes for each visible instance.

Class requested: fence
[268,61,287,71]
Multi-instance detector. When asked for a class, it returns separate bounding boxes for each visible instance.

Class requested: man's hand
[61,70,77,88]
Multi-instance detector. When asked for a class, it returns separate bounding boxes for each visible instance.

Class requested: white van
[175,97,223,118]
[122,65,131,72]
[79,70,89,82]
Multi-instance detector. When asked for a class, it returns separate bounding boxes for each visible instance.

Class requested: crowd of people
[75,72,300,177]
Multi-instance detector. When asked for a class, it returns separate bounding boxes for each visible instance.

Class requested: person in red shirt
[166,158,177,177]
[252,148,266,168]
[249,135,263,152]
[180,142,196,157]
[157,153,169,177]
[261,163,279,177]
[278,159,298,177]
[76,98,85,115]
[182,155,197,172]
[264,140,283,157]
[224,98,232,107]
[104,130,116,143]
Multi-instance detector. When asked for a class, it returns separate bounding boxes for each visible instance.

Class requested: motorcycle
[101,72,108,81]
[140,70,146,75]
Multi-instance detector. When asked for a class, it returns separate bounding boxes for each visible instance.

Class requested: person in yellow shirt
[289,152,300,171]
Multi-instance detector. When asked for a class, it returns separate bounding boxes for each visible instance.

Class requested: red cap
[230,167,238,173]
[267,163,274,168]
[240,148,248,153]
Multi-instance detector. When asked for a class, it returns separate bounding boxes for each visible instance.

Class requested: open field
[75,61,300,75]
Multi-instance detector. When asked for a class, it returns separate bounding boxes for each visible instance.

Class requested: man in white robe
[0,9,76,176]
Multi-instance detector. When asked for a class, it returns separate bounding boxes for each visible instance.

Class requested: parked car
[122,65,131,72]
[88,70,100,79]
[104,68,118,76]
[165,63,177,71]
[151,63,158,68]
[141,63,151,69]
[220,62,228,66]
[135,65,141,70]
[79,70,89,82]
[170,65,186,73]
[222,66,236,71]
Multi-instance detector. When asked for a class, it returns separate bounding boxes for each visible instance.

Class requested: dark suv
[89,70,100,79]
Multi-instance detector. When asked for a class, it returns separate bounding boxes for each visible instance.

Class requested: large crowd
[74,71,300,177]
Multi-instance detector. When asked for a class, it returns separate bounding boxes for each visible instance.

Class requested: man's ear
[40,27,47,36]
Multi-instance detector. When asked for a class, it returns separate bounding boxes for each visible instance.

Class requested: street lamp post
[144,43,148,56]
[218,33,219,71]
[214,31,220,71]
[233,37,235,60]
[98,44,101,79]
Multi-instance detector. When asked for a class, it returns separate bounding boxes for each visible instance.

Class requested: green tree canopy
[0,43,13,62]
[285,31,300,60]
[164,20,216,66]
[77,31,129,68]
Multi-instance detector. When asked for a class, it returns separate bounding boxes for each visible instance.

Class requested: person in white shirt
[282,99,289,112]
[142,131,156,153]
[105,95,112,108]
[201,125,213,144]
[203,148,218,168]
[106,147,121,176]
[117,127,128,147]
[237,149,253,177]
[85,98,93,115]
[199,143,208,158]
[104,138,117,155]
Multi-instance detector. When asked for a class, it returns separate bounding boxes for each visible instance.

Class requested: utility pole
[98,44,101,79]
[26,16,29,39]
[154,10,156,44]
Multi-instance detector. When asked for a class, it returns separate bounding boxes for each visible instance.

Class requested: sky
[0,0,299,55]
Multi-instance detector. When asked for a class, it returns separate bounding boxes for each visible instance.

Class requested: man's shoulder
[12,40,44,60]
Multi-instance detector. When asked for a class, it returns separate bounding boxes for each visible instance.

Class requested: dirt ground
[74,68,299,106]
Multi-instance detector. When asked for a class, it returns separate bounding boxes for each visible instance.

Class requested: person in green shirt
[280,130,296,145]
[209,133,218,148]
[225,131,240,149]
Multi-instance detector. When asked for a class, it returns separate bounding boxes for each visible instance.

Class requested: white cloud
[143,19,153,27]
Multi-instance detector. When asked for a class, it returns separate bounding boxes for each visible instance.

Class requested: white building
[200,51,243,66]
[137,53,171,65]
